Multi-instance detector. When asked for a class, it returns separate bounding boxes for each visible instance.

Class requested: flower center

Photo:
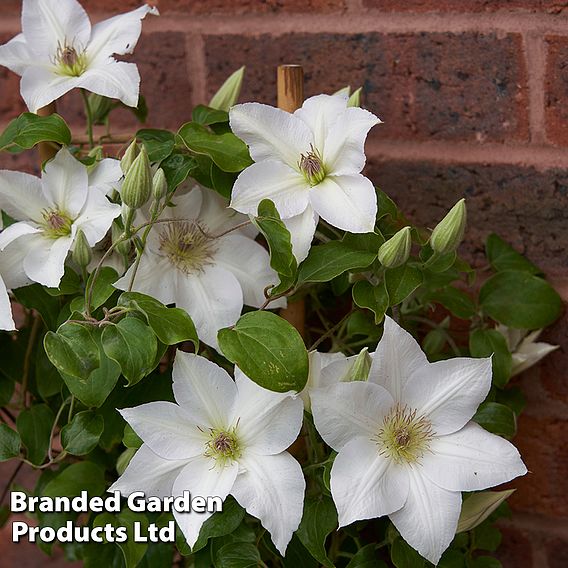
[299,145,326,186]
[158,221,217,275]
[204,427,241,466]
[42,209,74,239]
[54,41,87,77]
[374,404,433,465]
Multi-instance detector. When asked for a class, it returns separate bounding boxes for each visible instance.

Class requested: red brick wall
[1,0,568,565]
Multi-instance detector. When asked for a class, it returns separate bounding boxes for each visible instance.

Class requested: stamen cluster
[299,145,326,186]
[42,209,74,238]
[204,427,241,466]
[54,41,87,77]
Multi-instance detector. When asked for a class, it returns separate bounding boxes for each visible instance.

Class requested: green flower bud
[72,229,92,268]
[378,226,412,268]
[342,347,372,382]
[121,139,139,175]
[112,221,131,257]
[347,87,362,108]
[430,198,467,255]
[334,86,351,97]
[209,66,245,111]
[88,93,113,124]
[121,145,152,209]
[152,168,167,202]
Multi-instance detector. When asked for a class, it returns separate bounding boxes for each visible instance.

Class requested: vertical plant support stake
[37,102,58,163]
[277,65,306,337]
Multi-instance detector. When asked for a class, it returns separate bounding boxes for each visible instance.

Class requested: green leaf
[352,280,389,324]
[61,411,104,455]
[16,404,54,465]
[347,544,386,568]
[376,187,399,220]
[102,317,158,386]
[430,287,476,319]
[13,284,59,330]
[136,129,176,162]
[192,105,229,126]
[178,122,252,172]
[86,266,119,311]
[296,496,338,568]
[43,461,106,499]
[93,510,148,568]
[0,424,20,461]
[215,542,261,568]
[298,241,376,284]
[160,152,198,193]
[191,154,236,199]
[469,329,513,388]
[123,424,143,449]
[0,113,71,152]
[385,264,423,306]
[486,234,541,275]
[470,556,502,568]
[391,537,425,568]
[218,311,309,392]
[252,199,297,296]
[480,271,562,329]
[473,402,516,438]
[474,523,502,552]
[192,496,245,553]
[118,292,198,349]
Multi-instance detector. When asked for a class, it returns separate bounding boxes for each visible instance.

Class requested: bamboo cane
[277,65,306,338]
[37,102,58,163]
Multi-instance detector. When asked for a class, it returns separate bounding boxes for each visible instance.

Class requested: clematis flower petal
[230,102,313,168]
[0,275,15,331]
[214,234,281,309]
[0,34,32,76]
[174,456,238,549]
[195,185,253,236]
[389,467,462,565]
[75,61,141,108]
[88,158,123,195]
[421,422,527,492]
[331,436,409,527]
[42,147,88,217]
[231,452,305,555]
[175,265,244,350]
[119,402,207,461]
[233,368,303,455]
[231,160,310,218]
[323,106,381,175]
[22,232,74,288]
[0,222,40,251]
[309,174,377,233]
[87,5,158,64]
[294,93,348,151]
[22,0,91,56]
[0,170,48,223]
[311,381,394,452]
[403,356,492,436]
[368,316,429,402]
[300,351,345,410]
[109,444,189,499]
[282,205,318,263]
[0,241,33,290]
[172,352,238,431]
[20,66,80,113]
[74,188,121,246]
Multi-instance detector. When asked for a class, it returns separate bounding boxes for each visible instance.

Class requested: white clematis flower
[311,316,527,564]
[496,324,559,377]
[229,94,381,262]
[115,185,284,350]
[0,0,158,113]
[0,148,121,288]
[111,352,305,555]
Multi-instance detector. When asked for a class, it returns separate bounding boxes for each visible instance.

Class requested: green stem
[47,397,71,462]
[81,89,94,148]
[20,315,42,409]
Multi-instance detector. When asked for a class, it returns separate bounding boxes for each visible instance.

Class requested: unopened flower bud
[347,87,362,108]
[72,229,92,268]
[378,226,412,268]
[88,93,113,124]
[152,168,167,202]
[112,221,131,257]
[121,139,139,175]
[121,145,151,209]
[343,347,372,382]
[209,66,245,111]
[88,146,103,161]
[430,198,467,255]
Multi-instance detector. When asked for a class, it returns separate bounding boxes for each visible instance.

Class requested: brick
[546,36,568,146]
[0,149,40,175]
[365,160,568,275]
[160,0,345,13]
[362,0,568,13]
[56,31,193,132]
[496,524,534,568]
[539,315,568,404]
[204,32,529,143]
[546,536,568,568]
[80,0,160,12]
